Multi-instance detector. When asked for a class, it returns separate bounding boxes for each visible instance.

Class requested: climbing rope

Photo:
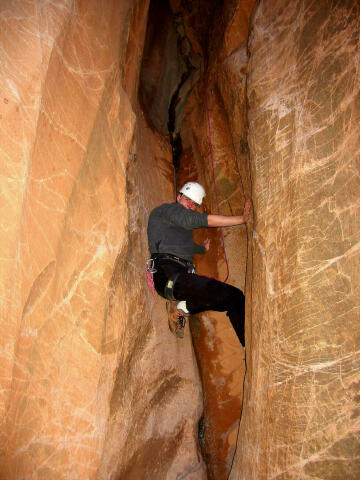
[204,67,230,283]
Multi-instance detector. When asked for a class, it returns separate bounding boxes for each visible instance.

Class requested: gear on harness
[146,258,157,274]
[164,273,180,300]
[149,254,196,300]
[145,258,157,296]
[162,262,195,300]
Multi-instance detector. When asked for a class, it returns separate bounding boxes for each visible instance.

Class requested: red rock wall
[0,1,205,479]
[2,0,359,479]
[176,2,255,478]
[231,1,360,479]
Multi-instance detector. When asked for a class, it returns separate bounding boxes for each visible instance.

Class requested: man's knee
[228,286,245,312]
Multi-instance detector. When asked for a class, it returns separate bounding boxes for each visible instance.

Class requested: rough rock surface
[1,0,360,479]
[231,1,360,479]
[176,1,255,478]
[0,1,205,479]
[140,0,187,135]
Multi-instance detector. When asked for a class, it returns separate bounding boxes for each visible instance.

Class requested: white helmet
[179,182,206,205]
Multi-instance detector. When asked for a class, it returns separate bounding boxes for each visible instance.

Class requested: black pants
[153,258,245,347]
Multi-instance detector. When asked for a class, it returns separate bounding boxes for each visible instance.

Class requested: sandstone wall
[0,1,205,479]
[2,0,359,479]
[177,2,255,478]
[140,0,187,135]
[231,1,360,479]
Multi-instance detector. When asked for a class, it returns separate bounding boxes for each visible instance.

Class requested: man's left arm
[207,199,251,227]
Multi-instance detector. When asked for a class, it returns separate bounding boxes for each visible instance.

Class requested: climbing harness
[146,254,196,300]
[204,66,230,283]
[154,254,195,300]
[152,253,196,273]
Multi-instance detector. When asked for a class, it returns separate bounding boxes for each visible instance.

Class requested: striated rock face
[0,1,205,479]
[231,1,360,479]
[175,1,255,478]
[1,0,359,479]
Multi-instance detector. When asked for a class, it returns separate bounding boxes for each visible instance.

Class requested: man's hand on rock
[243,199,251,223]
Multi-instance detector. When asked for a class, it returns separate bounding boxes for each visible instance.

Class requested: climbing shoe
[166,301,189,339]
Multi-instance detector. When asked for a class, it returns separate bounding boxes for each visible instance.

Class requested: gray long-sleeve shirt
[147,202,209,261]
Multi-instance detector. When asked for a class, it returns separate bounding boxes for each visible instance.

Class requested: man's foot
[166,301,189,339]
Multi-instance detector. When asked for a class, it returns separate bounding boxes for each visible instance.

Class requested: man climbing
[147,181,251,346]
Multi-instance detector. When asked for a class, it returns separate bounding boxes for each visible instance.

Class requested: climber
[147,181,251,345]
